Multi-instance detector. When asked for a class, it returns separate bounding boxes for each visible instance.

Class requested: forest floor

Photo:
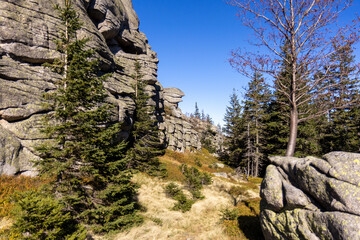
[108,149,264,240]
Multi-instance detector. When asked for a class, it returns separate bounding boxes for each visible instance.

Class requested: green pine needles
[126,61,166,177]
[11,0,142,237]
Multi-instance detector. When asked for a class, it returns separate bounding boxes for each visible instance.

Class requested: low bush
[179,164,212,199]
[165,183,195,212]
[7,190,87,240]
[0,175,49,218]
[221,198,263,240]
[220,208,240,221]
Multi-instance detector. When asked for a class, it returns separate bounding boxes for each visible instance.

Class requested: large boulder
[260,152,360,240]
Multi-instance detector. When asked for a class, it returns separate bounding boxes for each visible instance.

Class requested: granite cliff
[0,0,222,176]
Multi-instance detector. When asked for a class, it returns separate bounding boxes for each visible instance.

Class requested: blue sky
[132,0,360,126]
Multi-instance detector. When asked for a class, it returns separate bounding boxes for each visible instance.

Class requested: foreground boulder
[260,152,360,240]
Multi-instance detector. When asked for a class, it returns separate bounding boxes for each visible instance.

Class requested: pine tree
[126,61,166,176]
[10,190,87,240]
[320,40,360,153]
[242,72,271,176]
[265,91,289,156]
[194,102,200,119]
[223,89,245,167]
[34,0,142,233]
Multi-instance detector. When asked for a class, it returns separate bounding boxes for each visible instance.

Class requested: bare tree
[227,0,359,156]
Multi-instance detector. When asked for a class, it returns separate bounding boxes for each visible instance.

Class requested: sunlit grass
[160,149,233,182]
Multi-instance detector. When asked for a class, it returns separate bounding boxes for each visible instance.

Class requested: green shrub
[9,190,87,240]
[165,183,195,212]
[220,208,240,221]
[172,194,195,212]
[195,158,202,167]
[0,175,49,218]
[179,164,212,199]
[165,182,182,197]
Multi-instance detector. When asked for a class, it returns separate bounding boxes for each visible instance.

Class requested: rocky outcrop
[0,0,222,176]
[0,0,163,176]
[162,88,201,152]
[260,152,360,240]
[162,87,223,153]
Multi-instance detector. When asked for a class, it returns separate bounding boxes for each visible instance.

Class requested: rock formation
[260,152,360,240]
[162,87,223,153]
[0,0,222,176]
[0,0,162,176]
[162,87,201,152]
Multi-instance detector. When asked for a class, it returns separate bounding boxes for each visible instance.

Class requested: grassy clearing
[112,173,234,240]
[0,150,264,240]
[111,146,263,240]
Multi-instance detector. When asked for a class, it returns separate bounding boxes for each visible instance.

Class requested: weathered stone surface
[163,87,185,106]
[260,152,360,240]
[162,89,223,153]
[0,0,221,175]
[0,125,38,176]
[0,0,162,175]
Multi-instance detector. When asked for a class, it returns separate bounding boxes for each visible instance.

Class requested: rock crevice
[260,152,360,240]
[0,0,223,176]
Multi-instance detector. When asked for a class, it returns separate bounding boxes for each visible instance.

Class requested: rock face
[0,0,162,176]
[162,88,201,152]
[260,152,360,240]
[162,87,223,153]
[0,0,222,176]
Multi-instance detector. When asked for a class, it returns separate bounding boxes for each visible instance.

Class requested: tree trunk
[247,122,250,179]
[286,108,298,156]
[254,118,259,177]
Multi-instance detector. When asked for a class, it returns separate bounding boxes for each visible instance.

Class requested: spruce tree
[223,89,245,167]
[194,102,201,119]
[126,61,166,176]
[34,0,142,233]
[320,40,360,153]
[242,72,271,176]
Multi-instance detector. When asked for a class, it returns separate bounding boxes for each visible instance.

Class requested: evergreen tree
[194,102,200,119]
[320,40,360,153]
[126,61,166,176]
[242,72,271,176]
[265,90,289,156]
[223,89,245,167]
[34,0,142,233]
[10,190,87,240]
[201,110,206,121]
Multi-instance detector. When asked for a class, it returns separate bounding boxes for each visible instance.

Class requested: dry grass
[0,218,12,236]
[112,174,235,240]
[110,171,262,240]
[160,149,234,183]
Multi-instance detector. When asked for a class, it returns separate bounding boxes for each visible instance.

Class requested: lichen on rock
[260,152,360,240]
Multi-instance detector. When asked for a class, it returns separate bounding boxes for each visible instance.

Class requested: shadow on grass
[237,215,264,240]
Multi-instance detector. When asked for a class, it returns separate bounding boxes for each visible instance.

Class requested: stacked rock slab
[260,152,360,240]
[0,0,163,176]
[162,88,201,152]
